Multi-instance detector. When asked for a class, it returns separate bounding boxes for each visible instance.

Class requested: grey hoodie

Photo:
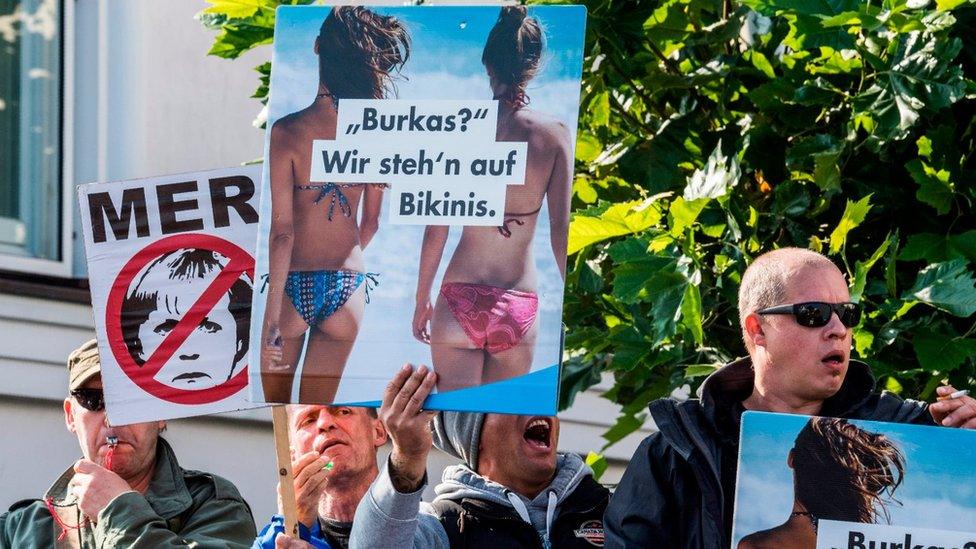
[349,452,592,549]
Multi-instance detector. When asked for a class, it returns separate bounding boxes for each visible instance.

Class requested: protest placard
[78,166,264,424]
[731,411,976,549]
[250,5,586,414]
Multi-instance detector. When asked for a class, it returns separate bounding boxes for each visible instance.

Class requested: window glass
[0,0,62,263]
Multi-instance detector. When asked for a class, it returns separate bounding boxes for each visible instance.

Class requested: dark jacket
[351,452,610,548]
[0,438,256,548]
[431,474,609,549]
[603,358,934,549]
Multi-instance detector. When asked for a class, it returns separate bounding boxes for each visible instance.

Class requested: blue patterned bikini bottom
[284,270,378,327]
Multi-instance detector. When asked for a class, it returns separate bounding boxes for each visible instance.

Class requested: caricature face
[136,283,240,390]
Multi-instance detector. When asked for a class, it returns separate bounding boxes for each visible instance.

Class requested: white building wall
[1,0,655,523]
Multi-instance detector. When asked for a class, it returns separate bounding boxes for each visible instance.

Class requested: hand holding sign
[381,364,437,493]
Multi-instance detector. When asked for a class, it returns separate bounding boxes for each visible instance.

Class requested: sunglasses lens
[795,303,831,327]
[838,303,861,327]
[73,390,104,412]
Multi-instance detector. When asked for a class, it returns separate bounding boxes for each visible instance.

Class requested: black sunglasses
[71,388,105,412]
[757,301,861,328]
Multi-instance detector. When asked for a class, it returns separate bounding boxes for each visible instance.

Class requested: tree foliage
[562,0,976,447]
[200,0,976,450]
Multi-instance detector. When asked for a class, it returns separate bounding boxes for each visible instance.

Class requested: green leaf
[669,198,709,236]
[884,376,904,395]
[201,0,272,19]
[642,1,693,42]
[913,329,976,372]
[591,90,610,128]
[900,232,951,262]
[207,23,274,59]
[747,51,776,79]
[648,269,688,342]
[829,195,873,254]
[850,233,893,302]
[853,327,875,355]
[742,0,860,17]
[903,259,976,317]
[906,159,955,214]
[575,132,602,163]
[852,33,966,144]
[602,413,646,448]
[559,357,603,410]
[936,0,971,10]
[585,452,608,481]
[567,199,664,256]
[573,177,599,204]
[685,363,720,377]
[787,134,844,191]
[612,257,673,303]
[680,284,704,346]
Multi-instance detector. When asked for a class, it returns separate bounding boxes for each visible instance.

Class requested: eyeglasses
[757,302,861,328]
[71,388,105,412]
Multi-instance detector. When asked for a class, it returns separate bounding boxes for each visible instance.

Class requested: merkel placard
[732,411,976,549]
[250,5,586,413]
[79,166,263,424]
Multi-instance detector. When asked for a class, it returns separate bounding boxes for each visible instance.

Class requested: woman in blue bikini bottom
[283,270,377,328]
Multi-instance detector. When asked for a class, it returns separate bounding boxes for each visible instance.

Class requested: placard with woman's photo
[249,5,587,414]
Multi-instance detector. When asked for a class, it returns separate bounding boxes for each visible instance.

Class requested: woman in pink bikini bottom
[412,6,571,393]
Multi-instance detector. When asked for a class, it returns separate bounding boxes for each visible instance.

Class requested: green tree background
[199,0,976,464]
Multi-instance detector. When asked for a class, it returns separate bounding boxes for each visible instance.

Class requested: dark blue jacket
[603,358,934,549]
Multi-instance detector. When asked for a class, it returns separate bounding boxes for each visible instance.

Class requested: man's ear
[788,449,795,469]
[744,313,767,348]
[314,37,320,55]
[373,417,388,448]
[64,398,77,434]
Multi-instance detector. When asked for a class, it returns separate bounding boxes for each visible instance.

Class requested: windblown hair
[482,5,543,108]
[317,7,411,100]
[792,417,905,524]
[121,248,252,367]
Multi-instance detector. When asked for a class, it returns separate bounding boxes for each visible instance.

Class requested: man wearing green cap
[0,338,257,548]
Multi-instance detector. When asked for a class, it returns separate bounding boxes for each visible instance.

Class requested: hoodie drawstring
[506,490,558,549]
[544,491,557,549]
[506,491,531,523]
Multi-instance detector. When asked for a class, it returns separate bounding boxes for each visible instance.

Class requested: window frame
[0,0,74,278]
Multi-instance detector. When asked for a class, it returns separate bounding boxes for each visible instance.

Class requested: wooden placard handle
[272,405,299,537]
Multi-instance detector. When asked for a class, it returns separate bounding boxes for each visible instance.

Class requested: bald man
[603,247,976,548]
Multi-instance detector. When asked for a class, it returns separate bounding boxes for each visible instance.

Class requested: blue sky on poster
[732,412,976,546]
[248,6,586,406]
[269,6,585,129]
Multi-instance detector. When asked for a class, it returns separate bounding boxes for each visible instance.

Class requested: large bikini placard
[248,5,586,413]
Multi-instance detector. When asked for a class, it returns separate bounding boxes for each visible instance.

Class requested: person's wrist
[389,447,427,493]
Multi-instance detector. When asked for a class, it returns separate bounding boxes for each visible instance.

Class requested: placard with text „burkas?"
[249,5,586,414]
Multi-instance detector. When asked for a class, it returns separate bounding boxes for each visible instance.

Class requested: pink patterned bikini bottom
[439,282,539,354]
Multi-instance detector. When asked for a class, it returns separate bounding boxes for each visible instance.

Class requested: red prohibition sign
[105,233,254,405]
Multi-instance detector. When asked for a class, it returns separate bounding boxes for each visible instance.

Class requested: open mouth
[821,351,845,369]
[523,417,553,450]
[172,372,212,383]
